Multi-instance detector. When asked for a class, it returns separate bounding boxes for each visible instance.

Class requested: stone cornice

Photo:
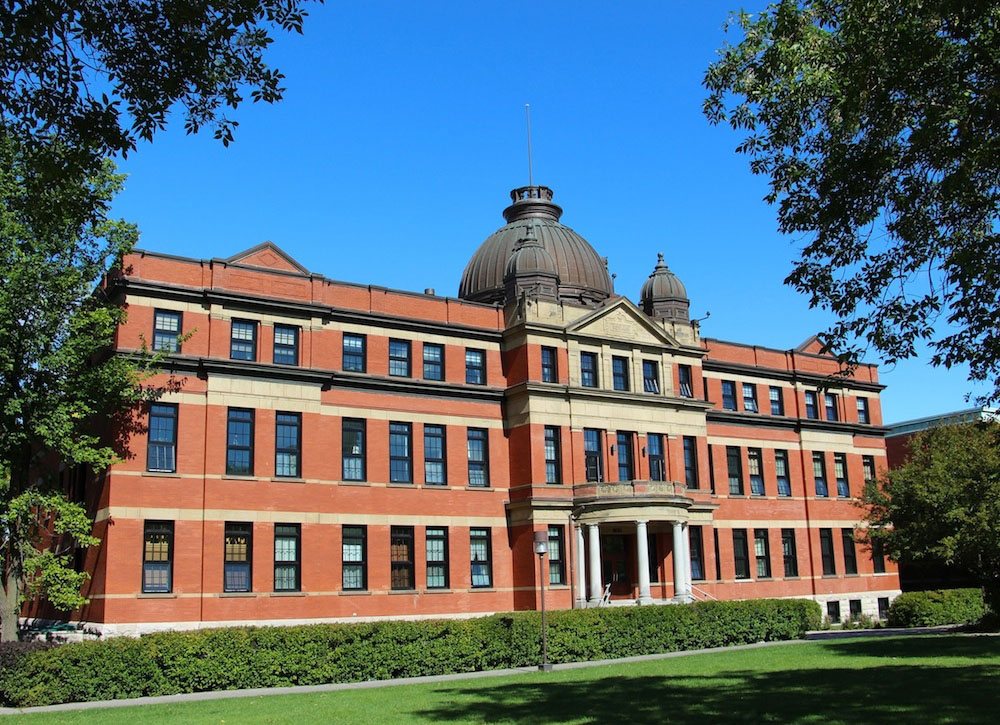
[504,381,714,412]
[701,358,886,392]
[706,409,887,437]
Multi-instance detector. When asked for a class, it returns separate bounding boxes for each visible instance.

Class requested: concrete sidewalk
[0,626,965,716]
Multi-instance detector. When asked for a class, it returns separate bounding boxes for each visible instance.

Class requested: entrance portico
[572,479,714,607]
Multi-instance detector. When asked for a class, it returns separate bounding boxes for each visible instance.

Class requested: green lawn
[11,635,1000,724]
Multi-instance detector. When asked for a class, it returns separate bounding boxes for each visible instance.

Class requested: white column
[587,524,603,603]
[672,521,685,600]
[575,524,586,607]
[681,522,693,599]
[635,520,652,604]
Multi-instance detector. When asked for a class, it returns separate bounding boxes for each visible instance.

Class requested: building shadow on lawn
[414,662,1000,724]
[822,635,1000,660]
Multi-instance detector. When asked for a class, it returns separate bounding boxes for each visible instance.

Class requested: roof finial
[525,103,533,188]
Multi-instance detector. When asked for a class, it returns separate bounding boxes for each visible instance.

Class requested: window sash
[733,530,750,579]
[689,526,705,581]
[153,310,182,353]
[805,392,818,419]
[467,429,488,487]
[541,347,557,382]
[465,349,485,385]
[226,408,254,476]
[580,352,598,387]
[147,404,177,473]
[781,529,798,577]
[273,325,299,366]
[678,365,693,397]
[754,529,771,578]
[842,529,858,575]
[142,521,173,593]
[470,528,492,587]
[230,320,257,361]
[422,343,443,380]
[748,449,764,495]
[616,432,633,481]
[389,423,412,483]
[343,334,366,372]
[548,526,565,585]
[683,436,698,488]
[820,529,836,575]
[273,524,300,591]
[726,446,743,495]
[742,384,758,412]
[649,434,666,482]
[342,526,366,590]
[775,450,791,496]
[275,413,301,478]
[721,381,737,410]
[825,394,838,421]
[813,453,828,497]
[426,527,449,589]
[224,523,252,593]
[544,426,561,484]
[769,386,784,415]
[389,339,411,377]
[424,425,446,484]
[642,361,659,393]
[390,526,415,590]
[856,397,869,423]
[584,429,603,482]
[342,419,366,481]
[835,453,849,497]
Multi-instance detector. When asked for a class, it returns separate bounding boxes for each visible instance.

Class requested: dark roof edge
[702,358,885,392]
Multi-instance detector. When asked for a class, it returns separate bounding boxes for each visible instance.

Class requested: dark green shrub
[0,598,822,707]
[887,588,987,627]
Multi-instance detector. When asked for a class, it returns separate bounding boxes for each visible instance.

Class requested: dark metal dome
[458,186,613,306]
[640,253,690,322]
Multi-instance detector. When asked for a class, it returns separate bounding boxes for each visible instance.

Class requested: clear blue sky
[109,1,988,424]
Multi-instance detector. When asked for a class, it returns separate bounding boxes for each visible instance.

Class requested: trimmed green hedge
[0,598,820,707]
[887,588,987,628]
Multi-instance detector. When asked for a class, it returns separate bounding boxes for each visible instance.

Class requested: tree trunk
[1,569,21,642]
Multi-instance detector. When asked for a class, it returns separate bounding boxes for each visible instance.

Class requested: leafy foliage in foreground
[704,1,1000,401]
[0,598,821,707]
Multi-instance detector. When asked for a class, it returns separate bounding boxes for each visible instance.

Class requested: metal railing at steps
[690,585,719,601]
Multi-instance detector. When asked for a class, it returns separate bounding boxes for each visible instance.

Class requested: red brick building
[57,185,899,634]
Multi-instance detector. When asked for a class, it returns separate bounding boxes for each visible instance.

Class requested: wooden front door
[602,534,633,597]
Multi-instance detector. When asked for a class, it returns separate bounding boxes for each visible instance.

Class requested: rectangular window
[872,538,886,574]
[805,391,818,419]
[389,422,413,483]
[678,364,693,397]
[580,352,598,388]
[727,446,744,495]
[849,599,862,620]
[878,597,890,619]
[424,424,446,485]
[842,528,858,575]
[648,532,659,583]
[616,432,634,481]
[426,527,449,589]
[813,452,828,497]
[721,380,737,410]
[584,429,604,482]
[820,528,836,575]
[422,342,443,380]
[612,356,630,391]
[273,325,299,366]
[733,529,750,579]
[548,525,565,585]
[769,386,784,415]
[856,397,870,423]
[862,455,877,483]
[825,393,839,421]
[544,426,561,484]
[153,310,182,353]
[224,522,252,593]
[648,434,666,481]
[754,529,772,578]
[342,333,366,372]
[142,520,173,593]
[742,383,758,413]
[683,436,698,489]
[275,412,301,478]
[389,339,411,377]
[748,448,764,496]
[713,528,722,580]
[827,600,841,621]
[390,526,415,590]
[342,525,367,590]
[467,428,489,487]
[147,403,177,473]
[230,319,257,361]
[642,360,660,393]
[465,349,486,385]
[470,527,492,587]
[781,528,798,577]
[273,523,300,592]
[690,526,705,581]
[342,418,366,481]
[834,453,850,497]
[226,408,254,476]
[541,346,557,382]
[775,450,791,497]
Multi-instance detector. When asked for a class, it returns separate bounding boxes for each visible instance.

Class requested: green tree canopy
[862,421,1000,607]
[704,1,1000,401]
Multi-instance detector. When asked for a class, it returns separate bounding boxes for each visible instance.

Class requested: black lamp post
[533,530,552,672]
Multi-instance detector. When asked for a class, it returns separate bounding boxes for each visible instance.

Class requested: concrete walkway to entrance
[0,625,969,716]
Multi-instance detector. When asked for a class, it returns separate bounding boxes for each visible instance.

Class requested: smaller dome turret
[640,253,690,322]
[503,225,560,301]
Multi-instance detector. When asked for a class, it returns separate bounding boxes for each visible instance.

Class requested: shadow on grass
[415,657,999,723]
[822,634,1000,660]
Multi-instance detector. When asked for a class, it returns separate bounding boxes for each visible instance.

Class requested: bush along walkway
[0,599,821,709]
